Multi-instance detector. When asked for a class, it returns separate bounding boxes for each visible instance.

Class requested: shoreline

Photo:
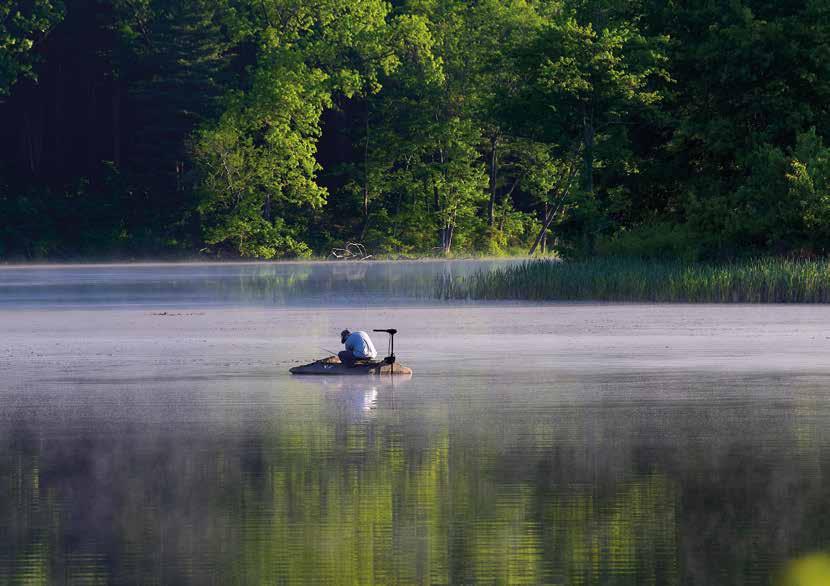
[0,255,534,270]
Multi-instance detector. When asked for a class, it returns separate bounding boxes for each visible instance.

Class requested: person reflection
[310,376,409,420]
[313,378,381,421]
[362,387,378,412]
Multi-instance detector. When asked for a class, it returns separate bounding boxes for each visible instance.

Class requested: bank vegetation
[436,258,830,303]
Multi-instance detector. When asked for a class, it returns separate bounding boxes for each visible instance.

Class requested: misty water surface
[1,261,830,585]
[0,260,513,308]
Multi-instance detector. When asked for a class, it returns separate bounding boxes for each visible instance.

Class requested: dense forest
[1,0,829,260]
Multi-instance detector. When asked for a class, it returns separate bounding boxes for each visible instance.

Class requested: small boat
[290,356,413,376]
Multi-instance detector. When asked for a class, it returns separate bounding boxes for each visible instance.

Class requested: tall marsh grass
[435,258,830,303]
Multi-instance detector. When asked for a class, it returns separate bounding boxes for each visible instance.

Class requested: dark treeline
[1,0,829,260]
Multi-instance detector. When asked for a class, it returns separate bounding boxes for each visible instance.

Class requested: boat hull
[290,356,413,376]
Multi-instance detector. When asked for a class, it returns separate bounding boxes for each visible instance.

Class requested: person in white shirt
[339,329,378,367]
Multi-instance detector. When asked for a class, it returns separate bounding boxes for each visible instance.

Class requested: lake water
[1,261,830,584]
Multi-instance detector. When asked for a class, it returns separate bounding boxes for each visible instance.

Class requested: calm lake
[1,261,830,584]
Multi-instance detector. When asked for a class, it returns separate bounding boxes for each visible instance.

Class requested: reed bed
[435,258,830,303]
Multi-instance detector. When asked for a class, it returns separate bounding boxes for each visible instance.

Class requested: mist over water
[0,260,514,308]
[1,261,830,584]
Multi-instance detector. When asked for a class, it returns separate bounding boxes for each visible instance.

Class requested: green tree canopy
[0,0,63,96]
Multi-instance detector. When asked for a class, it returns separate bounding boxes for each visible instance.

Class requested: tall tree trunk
[529,197,564,256]
[434,146,445,250]
[175,160,184,192]
[487,135,498,227]
[528,161,579,255]
[55,63,63,174]
[360,101,370,240]
[23,109,42,174]
[442,223,454,255]
[434,184,441,248]
[583,107,595,195]
[112,82,121,166]
[87,74,96,173]
[23,111,35,173]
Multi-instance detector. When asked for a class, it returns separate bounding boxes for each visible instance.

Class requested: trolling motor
[373,329,397,364]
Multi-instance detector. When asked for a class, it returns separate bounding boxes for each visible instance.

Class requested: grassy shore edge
[436,258,830,303]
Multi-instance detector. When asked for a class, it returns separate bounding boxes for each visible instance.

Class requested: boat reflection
[295,375,411,418]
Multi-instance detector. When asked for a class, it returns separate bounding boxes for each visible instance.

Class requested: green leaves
[0,0,64,95]
[194,0,394,257]
[194,64,330,257]
[3,0,829,260]
[511,6,668,138]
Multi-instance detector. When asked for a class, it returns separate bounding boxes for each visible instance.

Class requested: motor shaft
[373,329,397,363]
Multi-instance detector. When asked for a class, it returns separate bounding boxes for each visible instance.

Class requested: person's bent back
[338,329,378,367]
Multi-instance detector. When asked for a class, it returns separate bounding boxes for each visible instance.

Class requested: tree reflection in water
[0,374,828,584]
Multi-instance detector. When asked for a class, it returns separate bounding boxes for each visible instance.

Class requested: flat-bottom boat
[290,356,413,376]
